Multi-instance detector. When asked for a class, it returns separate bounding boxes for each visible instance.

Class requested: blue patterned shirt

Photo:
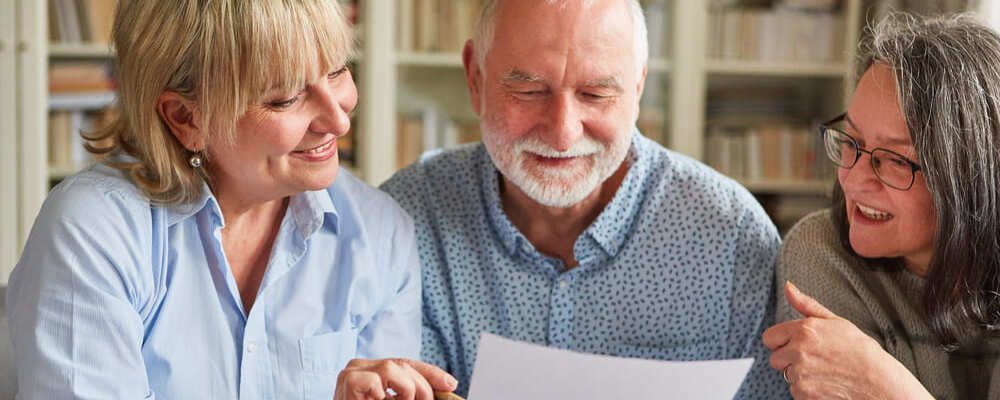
[380,132,789,398]
[8,162,421,399]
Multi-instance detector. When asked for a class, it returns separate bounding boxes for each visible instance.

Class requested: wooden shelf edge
[48,43,114,58]
[706,59,846,77]
[739,179,833,195]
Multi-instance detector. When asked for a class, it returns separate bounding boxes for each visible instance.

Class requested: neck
[501,161,629,268]
[903,251,932,278]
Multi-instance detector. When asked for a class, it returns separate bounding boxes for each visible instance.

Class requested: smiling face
[467,0,645,208]
[206,65,357,204]
[840,63,937,273]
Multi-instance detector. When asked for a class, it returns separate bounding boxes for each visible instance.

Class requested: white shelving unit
[358,0,861,189]
[2,0,47,283]
[5,0,868,281]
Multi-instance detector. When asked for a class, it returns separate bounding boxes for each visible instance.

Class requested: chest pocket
[299,330,359,399]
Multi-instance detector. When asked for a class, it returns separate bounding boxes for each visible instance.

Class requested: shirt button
[558,280,568,289]
[246,341,257,354]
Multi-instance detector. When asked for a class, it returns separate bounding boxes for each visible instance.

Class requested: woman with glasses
[762,14,1000,399]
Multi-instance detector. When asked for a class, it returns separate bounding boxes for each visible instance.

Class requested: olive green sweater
[776,210,1000,400]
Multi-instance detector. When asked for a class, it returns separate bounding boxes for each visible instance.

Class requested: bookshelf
[5,0,872,282]
[357,0,863,230]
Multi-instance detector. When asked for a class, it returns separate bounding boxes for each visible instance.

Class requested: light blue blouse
[7,162,421,399]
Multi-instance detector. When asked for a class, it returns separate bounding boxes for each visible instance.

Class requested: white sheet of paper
[467,333,754,400]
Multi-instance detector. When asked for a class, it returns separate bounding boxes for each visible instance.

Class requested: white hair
[471,0,648,75]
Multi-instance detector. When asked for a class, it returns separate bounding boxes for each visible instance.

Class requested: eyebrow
[502,69,544,84]
[844,114,914,147]
[585,76,624,92]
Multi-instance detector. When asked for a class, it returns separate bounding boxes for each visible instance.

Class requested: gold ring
[782,365,792,384]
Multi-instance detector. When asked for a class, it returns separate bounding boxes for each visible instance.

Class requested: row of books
[707,1,845,62]
[397,107,481,169]
[396,0,482,53]
[394,0,673,56]
[48,0,116,44]
[705,123,836,182]
[49,62,114,94]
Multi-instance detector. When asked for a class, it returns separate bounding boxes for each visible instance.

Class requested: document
[467,333,754,400]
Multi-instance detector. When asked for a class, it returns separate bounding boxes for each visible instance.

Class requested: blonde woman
[6,1,456,399]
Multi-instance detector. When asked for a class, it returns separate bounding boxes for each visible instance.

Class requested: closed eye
[328,65,349,80]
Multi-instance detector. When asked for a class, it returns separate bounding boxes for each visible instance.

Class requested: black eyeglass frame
[819,113,923,191]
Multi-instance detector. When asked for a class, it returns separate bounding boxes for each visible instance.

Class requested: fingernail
[448,377,458,389]
[786,281,799,294]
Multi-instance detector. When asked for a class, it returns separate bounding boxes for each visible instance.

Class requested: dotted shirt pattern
[380,132,789,399]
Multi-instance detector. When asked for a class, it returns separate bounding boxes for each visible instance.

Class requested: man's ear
[462,39,483,116]
[156,91,204,151]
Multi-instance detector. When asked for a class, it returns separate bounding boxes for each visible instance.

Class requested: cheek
[897,189,937,240]
[341,78,359,112]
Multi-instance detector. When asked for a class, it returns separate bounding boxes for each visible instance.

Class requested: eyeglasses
[819,113,922,191]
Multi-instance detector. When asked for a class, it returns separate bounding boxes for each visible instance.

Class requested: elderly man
[381,0,787,398]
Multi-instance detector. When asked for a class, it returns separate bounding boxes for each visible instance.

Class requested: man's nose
[542,93,584,152]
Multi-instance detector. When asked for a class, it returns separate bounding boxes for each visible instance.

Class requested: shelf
[48,43,114,58]
[49,91,116,111]
[706,59,846,77]
[395,52,674,74]
[395,52,463,68]
[739,179,832,195]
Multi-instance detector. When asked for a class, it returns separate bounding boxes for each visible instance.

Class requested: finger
[402,359,458,392]
[785,281,837,319]
[377,361,416,400]
[404,362,435,400]
[338,370,386,400]
[761,320,799,350]
[767,343,798,371]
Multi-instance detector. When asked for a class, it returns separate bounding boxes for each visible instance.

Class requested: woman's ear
[156,91,204,151]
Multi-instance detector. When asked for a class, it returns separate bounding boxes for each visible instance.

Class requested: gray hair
[471,0,648,75]
[835,12,1000,347]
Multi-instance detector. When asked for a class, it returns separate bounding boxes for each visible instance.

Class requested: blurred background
[0,0,995,285]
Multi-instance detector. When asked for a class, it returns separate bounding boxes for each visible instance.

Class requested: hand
[334,358,458,400]
[762,282,933,400]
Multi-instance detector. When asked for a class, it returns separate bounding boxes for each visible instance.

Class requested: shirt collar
[481,128,649,260]
[289,188,340,237]
[164,183,340,237]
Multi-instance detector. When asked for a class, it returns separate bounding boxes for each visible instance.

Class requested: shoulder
[39,163,154,230]
[639,137,772,229]
[380,143,483,216]
[776,210,876,323]
[779,209,851,275]
[330,168,414,234]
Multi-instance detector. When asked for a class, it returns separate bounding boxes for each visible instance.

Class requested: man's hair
[86,0,355,205]
[471,0,648,74]
[832,12,1000,348]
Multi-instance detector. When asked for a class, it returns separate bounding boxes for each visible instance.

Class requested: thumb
[785,281,838,319]
[405,359,459,392]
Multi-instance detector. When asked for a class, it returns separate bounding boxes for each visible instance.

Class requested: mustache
[512,136,604,158]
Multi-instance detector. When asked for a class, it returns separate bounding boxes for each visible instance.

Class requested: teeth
[857,203,893,221]
[302,140,334,155]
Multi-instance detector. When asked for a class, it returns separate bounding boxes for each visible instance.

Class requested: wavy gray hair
[834,12,1000,347]
[471,0,648,75]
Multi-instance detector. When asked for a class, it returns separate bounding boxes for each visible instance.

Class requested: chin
[301,163,341,191]
[848,230,892,259]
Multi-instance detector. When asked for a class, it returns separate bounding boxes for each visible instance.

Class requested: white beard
[482,125,632,208]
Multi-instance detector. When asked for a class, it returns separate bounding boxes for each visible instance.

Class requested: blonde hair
[87,0,355,205]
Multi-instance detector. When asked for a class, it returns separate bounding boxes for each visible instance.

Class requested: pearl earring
[189,153,203,168]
